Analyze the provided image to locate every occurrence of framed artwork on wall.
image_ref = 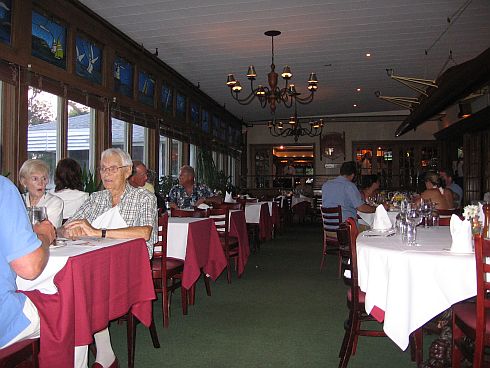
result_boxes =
[32,10,67,69]
[75,34,102,84]
[321,132,345,161]
[113,55,133,97]
[138,70,155,106]
[0,0,12,45]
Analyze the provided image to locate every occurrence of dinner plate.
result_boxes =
[362,229,396,237]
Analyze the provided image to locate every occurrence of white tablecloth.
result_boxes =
[357,227,476,350]
[165,217,208,260]
[244,202,268,224]
[357,210,399,228]
[16,238,132,294]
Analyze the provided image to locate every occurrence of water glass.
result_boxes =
[404,222,417,246]
[27,206,48,226]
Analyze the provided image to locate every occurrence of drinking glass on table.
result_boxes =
[420,200,432,229]
[27,206,48,226]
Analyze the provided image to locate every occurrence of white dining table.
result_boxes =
[356,227,476,350]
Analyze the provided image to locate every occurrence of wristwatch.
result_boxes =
[101,228,107,238]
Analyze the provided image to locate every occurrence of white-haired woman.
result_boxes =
[62,148,157,368]
[19,159,64,228]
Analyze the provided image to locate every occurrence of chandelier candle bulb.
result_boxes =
[247,65,257,79]
[281,65,292,79]
[226,74,237,86]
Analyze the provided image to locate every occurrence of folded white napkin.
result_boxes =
[372,205,392,230]
[197,203,210,210]
[450,214,473,253]
[479,202,485,225]
[224,191,236,203]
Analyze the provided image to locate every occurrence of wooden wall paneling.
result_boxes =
[463,132,482,204]
[482,130,490,195]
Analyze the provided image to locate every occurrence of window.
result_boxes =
[132,124,147,163]
[189,144,197,169]
[67,100,94,171]
[27,87,60,185]
[0,82,3,168]
[111,117,128,151]
[159,134,168,177]
[170,139,182,178]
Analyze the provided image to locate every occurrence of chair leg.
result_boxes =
[337,251,342,278]
[338,313,353,359]
[181,287,188,315]
[410,328,423,366]
[320,239,327,271]
[148,317,160,349]
[126,313,136,368]
[226,260,232,284]
[162,286,170,328]
[339,313,358,368]
[452,319,462,368]
[203,273,212,295]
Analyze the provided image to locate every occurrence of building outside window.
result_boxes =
[159,134,168,178]
[67,100,94,171]
[170,139,182,178]
[27,87,60,186]
[131,124,147,163]
[111,117,128,151]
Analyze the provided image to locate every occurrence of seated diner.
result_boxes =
[62,147,158,368]
[420,171,454,210]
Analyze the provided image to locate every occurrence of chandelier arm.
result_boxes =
[295,92,315,104]
[230,89,260,105]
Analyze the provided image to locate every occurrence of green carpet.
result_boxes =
[107,222,423,367]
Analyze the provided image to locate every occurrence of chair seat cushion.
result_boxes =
[347,287,365,304]
[0,339,37,359]
[453,302,490,338]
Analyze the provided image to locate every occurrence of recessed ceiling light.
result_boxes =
[279,145,284,149]
[366,53,371,57]
[356,88,361,92]
[353,104,358,107]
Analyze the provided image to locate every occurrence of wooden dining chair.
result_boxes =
[151,212,187,328]
[0,338,39,368]
[215,202,241,210]
[208,207,240,283]
[170,207,208,218]
[320,205,342,275]
[452,235,490,367]
[170,207,212,302]
[338,217,423,368]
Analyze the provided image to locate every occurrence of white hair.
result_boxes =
[19,159,50,179]
[101,148,132,166]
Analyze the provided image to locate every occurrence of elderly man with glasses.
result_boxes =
[61,148,157,368]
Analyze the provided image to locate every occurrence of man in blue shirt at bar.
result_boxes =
[322,161,376,222]
[0,176,55,349]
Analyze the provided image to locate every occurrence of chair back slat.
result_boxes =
[171,207,208,218]
[215,202,241,210]
[321,206,342,231]
[208,207,230,246]
[153,212,169,258]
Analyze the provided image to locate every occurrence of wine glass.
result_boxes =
[420,200,432,229]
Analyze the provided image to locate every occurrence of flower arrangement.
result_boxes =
[463,205,479,220]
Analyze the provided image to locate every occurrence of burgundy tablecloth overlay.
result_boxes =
[21,239,155,368]
[181,219,227,289]
[259,203,273,241]
[229,210,250,276]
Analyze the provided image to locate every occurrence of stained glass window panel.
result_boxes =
[161,83,173,113]
[176,93,186,119]
[113,56,133,97]
[0,0,12,44]
[190,102,199,126]
[201,110,209,133]
[32,10,67,69]
[138,70,155,106]
[75,35,102,84]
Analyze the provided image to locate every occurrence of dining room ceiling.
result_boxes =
[79,0,490,125]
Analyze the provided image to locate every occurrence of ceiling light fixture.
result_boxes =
[226,30,318,114]
[267,101,323,142]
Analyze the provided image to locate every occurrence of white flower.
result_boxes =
[463,205,479,220]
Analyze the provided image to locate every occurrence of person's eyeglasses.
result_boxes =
[99,165,128,174]
[29,175,48,183]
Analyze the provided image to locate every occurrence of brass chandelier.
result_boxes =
[267,101,324,142]
[226,30,318,114]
